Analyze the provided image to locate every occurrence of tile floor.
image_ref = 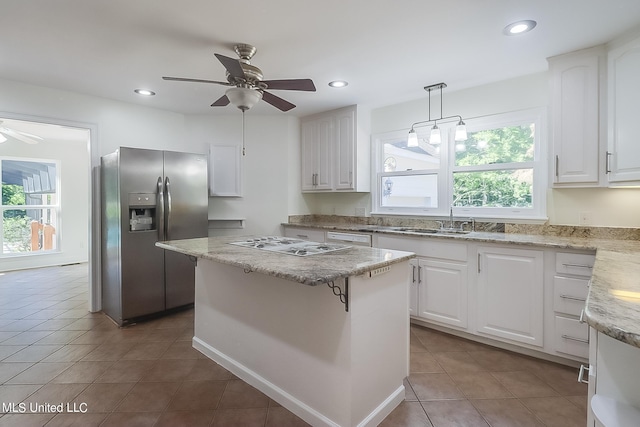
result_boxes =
[0,264,587,426]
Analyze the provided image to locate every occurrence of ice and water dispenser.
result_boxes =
[128,193,156,231]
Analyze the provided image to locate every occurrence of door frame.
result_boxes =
[0,111,100,311]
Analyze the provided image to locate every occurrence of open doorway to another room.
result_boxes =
[0,116,93,308]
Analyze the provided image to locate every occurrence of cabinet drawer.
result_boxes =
[375,235,467,261]
[555,252,595,276]
[553,276,589,316]
[554,316,589,359]
[282,227,325,242]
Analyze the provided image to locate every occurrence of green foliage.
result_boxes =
[453,125,534,208]
[2,184,27,219]
[2,216,31,252]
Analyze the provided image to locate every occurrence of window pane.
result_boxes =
[381,174,438,208]
[453,169,533,208]
[1,160,57,200]
[383,139,440,172]
[2,209,58,254]
[455,124,535,166]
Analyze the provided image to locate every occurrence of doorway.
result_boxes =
[0,113,97,311]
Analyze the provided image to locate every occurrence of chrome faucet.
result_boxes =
[449,206,454,229]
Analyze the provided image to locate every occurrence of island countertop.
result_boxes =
[156,236,415,286]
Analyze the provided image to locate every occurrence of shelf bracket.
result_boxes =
[326,278,349,312]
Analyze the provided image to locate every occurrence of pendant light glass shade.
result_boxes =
[430,124,441,144]
[455,119,467,141]
[407,128,419,147]
[226,87,263,111]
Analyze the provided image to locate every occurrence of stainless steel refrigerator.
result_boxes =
[101,147,208,326]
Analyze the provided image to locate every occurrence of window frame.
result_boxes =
[371,108,548,221]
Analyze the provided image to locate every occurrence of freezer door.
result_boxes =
[163,150,208,309]
[118,148,166,320]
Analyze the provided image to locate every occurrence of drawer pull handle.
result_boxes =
[559,294,586,302]
[563,334,589,344]
[296,234,309,239]
[579,309,586,324]
[562,263,593,269]
[578,364,590,384]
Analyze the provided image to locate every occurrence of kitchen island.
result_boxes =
[157,236,415,427]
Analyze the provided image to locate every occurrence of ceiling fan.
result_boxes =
[0,121,43,144]
[163,43,316,112]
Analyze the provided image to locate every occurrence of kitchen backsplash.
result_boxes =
[288,215,640,241]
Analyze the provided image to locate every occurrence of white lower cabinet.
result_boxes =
[417,258,468,329]
[477,246,544,347]
[374,233,597,363]
[551,251,594,360]
[376,235,468,330]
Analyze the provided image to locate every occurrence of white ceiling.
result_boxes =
[2,0,640,120]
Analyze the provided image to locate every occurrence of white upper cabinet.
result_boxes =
[607,35,640,184]
[549,46,605,186]
[300,105,370,193]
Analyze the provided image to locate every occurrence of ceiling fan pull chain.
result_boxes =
[242,110,246,156]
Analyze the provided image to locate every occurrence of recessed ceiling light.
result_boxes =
[503,20,537,36]
[134,89,156,96]
[328,80,348,88]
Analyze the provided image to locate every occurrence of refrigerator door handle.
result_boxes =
[157,176,165,241]
[165,176,172,240]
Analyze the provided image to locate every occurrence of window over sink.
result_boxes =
[372,108,547,220]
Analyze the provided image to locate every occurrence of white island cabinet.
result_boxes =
[157,236,414,427]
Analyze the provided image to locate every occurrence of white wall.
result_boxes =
[185,114,309,236]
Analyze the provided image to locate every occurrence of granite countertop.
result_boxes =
[156,236,415,286]
[283,222,640,349]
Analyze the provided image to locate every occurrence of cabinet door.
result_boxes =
[549,49,601,185]
[608,38,640,183]
[418,258,468,329]
[409,258,419,316]
[301,121,317,191]
[477,246,544,347]
[301,117,333,191]
[334,108,355,190]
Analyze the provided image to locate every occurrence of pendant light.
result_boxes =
[407,83,467,148]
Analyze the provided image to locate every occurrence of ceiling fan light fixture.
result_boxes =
[226,87,263,111]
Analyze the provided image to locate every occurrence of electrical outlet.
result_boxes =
[355,207,366,216]
[579,211,592,225]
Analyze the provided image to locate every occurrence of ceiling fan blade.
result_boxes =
[211,95,230,107]
[162,76,231,85]
[262,79,316,92]
[1,128,40,144]
[214,54,245,80]
[262,91,296,112]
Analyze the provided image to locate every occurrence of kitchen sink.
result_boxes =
[395,227,471,235]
